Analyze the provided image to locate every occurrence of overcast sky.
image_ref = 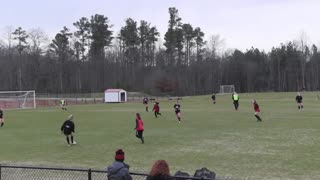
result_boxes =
[1,0,319,51]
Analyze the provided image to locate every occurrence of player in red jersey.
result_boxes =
[152,102,161,118]
[252,99,262,122]
[134,113,144,144]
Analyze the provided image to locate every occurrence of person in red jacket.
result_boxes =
[134,113,144,144]
[152,102,162,118]
[252,99,262,122]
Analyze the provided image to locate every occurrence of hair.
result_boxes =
[136,113,141,120]
[149,160,170,177]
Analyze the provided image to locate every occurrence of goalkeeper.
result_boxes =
[60,99,67,111]
[232,92,239,110]
[61,115,76,146]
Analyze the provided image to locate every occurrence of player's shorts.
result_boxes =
[175,110,181,114]
[297,101,302,103]
[0,115,3,119]
[143,102,148,105]
[63,129,72,135]
[254,109,260,113]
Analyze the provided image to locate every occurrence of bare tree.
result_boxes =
[207,34,225,58]
[2,26,15,54]
[28,28,49,56]
[295,30,310,90]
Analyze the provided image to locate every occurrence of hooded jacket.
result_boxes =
[107,161,132,180]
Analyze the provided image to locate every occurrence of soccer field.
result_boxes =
[1,92,320,179]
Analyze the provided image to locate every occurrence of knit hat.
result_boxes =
[115,149,125,161]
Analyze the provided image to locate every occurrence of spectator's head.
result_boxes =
[149,160,170,177]
[136,113,141,120]
[115,149,125,162]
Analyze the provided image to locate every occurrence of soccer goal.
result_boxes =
[0,90,36,110]
[219,85,235,95]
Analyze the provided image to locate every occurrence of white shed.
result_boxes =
[104,89,127,103]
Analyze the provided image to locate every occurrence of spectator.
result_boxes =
[107,149,132,180]
[0,107,4,127]
[146,160,174,180]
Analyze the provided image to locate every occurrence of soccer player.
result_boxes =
[0,108,4,127]
[143,97,149,112]
[152,102,161,118]
[60,115,76,146]
[134,113,144,144]
[232,92,239,110]
[60,99,67,111]
[173,101,181,123]
[295,92,303,111]
[211,94,216,104]
[252,99,262,122]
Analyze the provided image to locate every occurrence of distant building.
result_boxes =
[104,89,127,103]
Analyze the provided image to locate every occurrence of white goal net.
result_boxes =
[0,91,36,110]
[219,85,235,95]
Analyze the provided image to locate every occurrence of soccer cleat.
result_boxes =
[72,141,77,145]
[67,144,71,146]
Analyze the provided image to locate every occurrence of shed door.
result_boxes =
[120,92,125,102]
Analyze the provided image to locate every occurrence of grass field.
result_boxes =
[1,92,320,179]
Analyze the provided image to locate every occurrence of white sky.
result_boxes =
[0,0,320,51]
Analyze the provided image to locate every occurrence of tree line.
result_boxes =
[0,7,319,95]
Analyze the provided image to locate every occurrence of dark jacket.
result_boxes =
[60,120,75,133]
[107,161,132,180]
[296,95,303,103]
[146,175,174,180]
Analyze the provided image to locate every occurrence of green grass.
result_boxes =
[1,92,320,179]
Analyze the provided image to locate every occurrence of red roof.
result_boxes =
[105,89,125,92]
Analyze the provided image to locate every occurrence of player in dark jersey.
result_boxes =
[211,94,216,104]
[0,108,4,127]
[252,99,262,122]
[60,115,76,146]
[143,97,149,112]
[295,92,303,111]
[173,101,181,123]
[152,102,161,118]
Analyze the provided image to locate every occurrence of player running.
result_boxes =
[0,108,4,127]
[252,99,262,122]
[60,99,67,111]
[295,92,303,111]
[232,92,239,110]
[134,113,144,144]
[152,102,161,118]
[211,93,216,104]
[60,115,76,146]
[173,101,181,123]
[143,97,149,112]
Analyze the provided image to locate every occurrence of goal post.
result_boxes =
[219,85,235,95]
[0,90,36,110]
